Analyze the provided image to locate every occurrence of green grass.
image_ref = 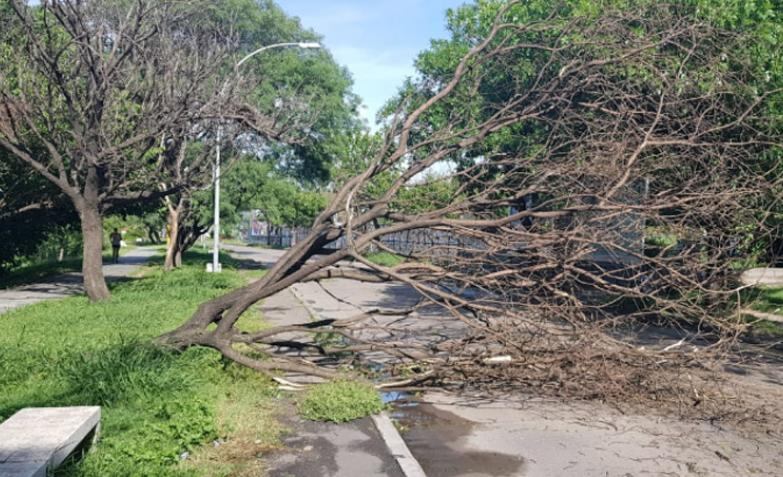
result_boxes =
[145,247,242,268]
[742,287,783,338]
[0,257,83,289]
[298,381,384,423]
[0,257,280,476]
[363,251,405,268]
[645,234,678,248]
[747,287,783,313]
[760,288,783,305]
[0,245,140,289]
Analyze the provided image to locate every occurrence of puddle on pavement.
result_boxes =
[384,392,526,477]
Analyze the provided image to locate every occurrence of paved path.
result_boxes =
[223,245,408,477]
[266,404,404,477]
[0,247,157,314]
[226,243,783,477]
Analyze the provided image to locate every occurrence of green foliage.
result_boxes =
[0,257,83,289]
[103,215,156,247]
[218,158,328,230]
[645,234,679,248]
[0,150,78,272]
[0,257,277,476]
[743,287,783,337]
[209,0,360,185]
[763,288,783,305]
[298,381,384,423]
[363,252,405,268]
[378,0,783,268]
[396,174,459,215]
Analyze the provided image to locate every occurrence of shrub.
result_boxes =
[363,251,404,268]
[299,380,384,423]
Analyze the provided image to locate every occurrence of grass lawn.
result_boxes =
[0,257,84,289]
[0,245,142,289]
[745,287,783,338]
[0,252,281,476]
[363,251,405,268]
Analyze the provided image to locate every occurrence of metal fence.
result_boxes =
[239,215,643,265]
[242,227,311,248]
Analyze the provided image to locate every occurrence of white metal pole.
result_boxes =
[207,41,320,273]
[212,125,222,273]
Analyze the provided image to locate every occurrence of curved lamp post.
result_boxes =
[210,41,321,273]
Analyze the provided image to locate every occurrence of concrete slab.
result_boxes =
[227,243,783,477]
[372,413,427,477]
[393,392,783,477]
[0,406,101,477]
[741,267,783,287]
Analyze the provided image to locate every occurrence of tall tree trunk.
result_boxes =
[79,202,111,301]
[164,204,180,271]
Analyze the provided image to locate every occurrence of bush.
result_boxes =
[299,381,384,423]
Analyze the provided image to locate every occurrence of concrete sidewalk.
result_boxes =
[227,243,783,477]
[223,245,410,477]
[289,276,783,477]
[0,247,157,314]
[390,391,783,477]
[266,404,404,477]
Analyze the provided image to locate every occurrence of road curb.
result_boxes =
[289,280,427,476]
[372,412,427,477]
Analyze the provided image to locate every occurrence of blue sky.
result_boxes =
[278,0,467,126]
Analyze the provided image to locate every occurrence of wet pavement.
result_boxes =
[224,245,408,476]
[387,391,783,477]
[389,398,525,477]
[266,404,404,477]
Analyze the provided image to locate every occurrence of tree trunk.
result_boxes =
[79,203,111,301]
[164,205,180,271]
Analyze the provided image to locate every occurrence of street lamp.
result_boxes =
[209,41,321,273]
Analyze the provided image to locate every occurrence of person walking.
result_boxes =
[110,228,122,264]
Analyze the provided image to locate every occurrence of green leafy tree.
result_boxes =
[0,0,257,300]
[159,0,359,268]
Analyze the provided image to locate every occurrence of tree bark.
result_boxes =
[78,202,111,301]
[164,204,180,271]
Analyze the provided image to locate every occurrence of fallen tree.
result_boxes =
[160,1,782,418]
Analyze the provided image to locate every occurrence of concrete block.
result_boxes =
[0,406,100,477]
[740,267,783,287]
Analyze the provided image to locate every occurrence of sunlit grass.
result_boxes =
[0,255,280,476]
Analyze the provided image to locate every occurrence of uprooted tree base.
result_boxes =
[159,2,783,434]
